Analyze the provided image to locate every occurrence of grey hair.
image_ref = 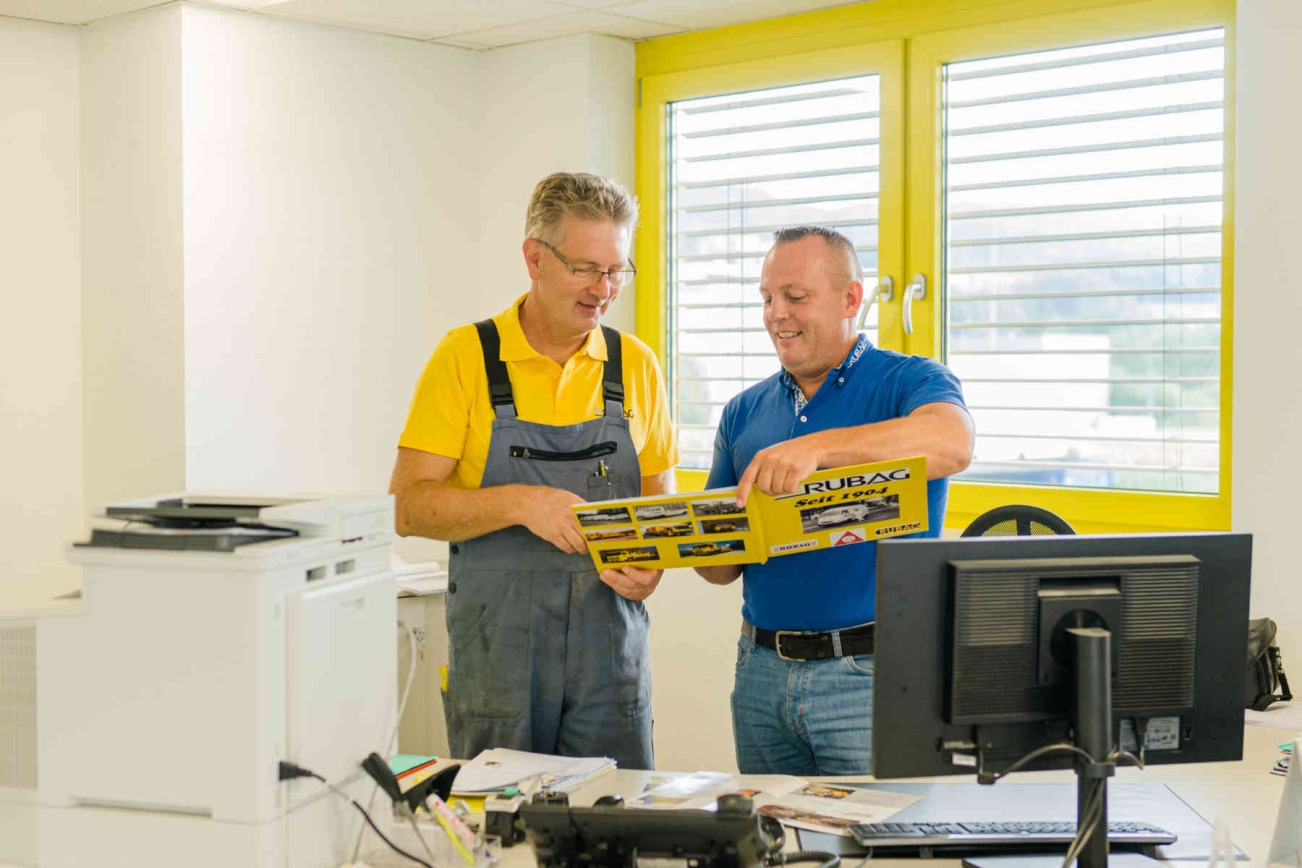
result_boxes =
[772,225,864,283]
[525,172,639,245]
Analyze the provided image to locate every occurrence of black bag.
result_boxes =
[1246,617,1292,711]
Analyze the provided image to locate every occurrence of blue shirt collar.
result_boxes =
[779,333,872,406]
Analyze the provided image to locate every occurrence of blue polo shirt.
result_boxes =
[705,335,967,632]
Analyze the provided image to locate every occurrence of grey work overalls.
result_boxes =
[443,320,654,770]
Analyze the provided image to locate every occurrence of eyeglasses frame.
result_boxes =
[534,238,637,288]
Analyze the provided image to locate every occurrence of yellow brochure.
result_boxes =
[573,456,928,571]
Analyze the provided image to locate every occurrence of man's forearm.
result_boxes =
[695,564,742,585]
[815,411,973,480]
[394,478,529,541]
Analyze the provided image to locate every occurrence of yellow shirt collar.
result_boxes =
[495,293,610,363]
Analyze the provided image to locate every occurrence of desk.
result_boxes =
[0,724,1289,867]
[508,724,1289,868]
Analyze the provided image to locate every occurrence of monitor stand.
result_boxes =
[970,627,1124,868]
[1070,626,1117,868]
[972,627,1124,868]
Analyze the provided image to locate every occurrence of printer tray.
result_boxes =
[78,525,297,552]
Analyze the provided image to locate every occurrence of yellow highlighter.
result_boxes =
[426,792,476,865]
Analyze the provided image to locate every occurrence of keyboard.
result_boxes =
[849,820,1177,851]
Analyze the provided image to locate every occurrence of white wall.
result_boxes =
[80,4,186,512]
[0,17,83,604]
[1232,0,1302,660]
[646,571,744,771]
[587,35,636,209]
[476,33,637,332]
[179,5,481,508]
[586,34,638,336]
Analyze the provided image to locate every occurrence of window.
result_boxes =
[943,29,1226,496]
[636,0,1234,531]
[668,76,883,469]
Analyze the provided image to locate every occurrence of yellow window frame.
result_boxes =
[636,0,1236,533]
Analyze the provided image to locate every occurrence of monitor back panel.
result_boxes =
[872,533,1250,779]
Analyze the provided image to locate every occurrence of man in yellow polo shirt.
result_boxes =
[389,173,677,770]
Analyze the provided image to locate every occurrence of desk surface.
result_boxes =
[0,724,1290,868]
[534,724,1290,868]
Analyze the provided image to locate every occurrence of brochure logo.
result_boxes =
[831,527,867,547]
[773,468,911,500]
[770,539,819,554]
[874,522,922,536]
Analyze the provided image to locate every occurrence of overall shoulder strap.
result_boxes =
[474,320,516,419]
[600,325,625,416]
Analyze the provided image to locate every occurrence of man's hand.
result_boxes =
[518,486,588,554]
[599,565,664,601]
[735,433,826,506]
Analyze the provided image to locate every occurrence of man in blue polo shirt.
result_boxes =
[695,226,974,775]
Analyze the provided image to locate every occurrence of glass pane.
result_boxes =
[670,75,882,469]
[943,28,1226,495]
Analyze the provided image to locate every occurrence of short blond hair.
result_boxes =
[525,172,639,245]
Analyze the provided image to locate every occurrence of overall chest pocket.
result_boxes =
[509,441,623,501]
[508,441,618,461]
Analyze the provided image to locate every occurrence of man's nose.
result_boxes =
[591,274,615,299]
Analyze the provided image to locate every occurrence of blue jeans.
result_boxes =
[731,633,874,775]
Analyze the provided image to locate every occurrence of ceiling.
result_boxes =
[1,0,868,49]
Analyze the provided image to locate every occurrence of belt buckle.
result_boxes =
[774,629,802,662]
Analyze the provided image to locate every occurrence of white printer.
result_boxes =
[5,493,399,867]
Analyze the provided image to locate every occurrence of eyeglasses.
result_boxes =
[535,239,637,289]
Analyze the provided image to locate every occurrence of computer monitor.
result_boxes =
[873,532,1250,780]
[872,532,1250,867]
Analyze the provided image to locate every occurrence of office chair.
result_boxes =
[960,504,1076,537]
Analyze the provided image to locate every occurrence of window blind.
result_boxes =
[943,29,1226,494]
[669,76,882,469]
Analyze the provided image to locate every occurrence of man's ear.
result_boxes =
[524,238,544,280]
[845,279,864,320]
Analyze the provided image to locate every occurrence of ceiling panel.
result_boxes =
[439,8,678,48]
[250,0,574,40]
[615,0,864,30]
[0,0,159,24]
[430,34,497,50]
[549,0,646,9]
[4,0,877,48]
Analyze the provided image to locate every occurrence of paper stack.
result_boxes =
[451,748,615,795]
[391,553,449,596]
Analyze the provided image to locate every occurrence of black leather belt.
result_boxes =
[745,620,875,661]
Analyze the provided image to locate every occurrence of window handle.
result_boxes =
[902,273,927,335]
[856,276,893,330]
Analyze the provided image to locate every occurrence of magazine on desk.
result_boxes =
[629,774,920,835]
[574,456,928,571]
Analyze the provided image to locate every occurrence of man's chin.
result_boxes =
[574,307,602,329]
[773,346,802,368]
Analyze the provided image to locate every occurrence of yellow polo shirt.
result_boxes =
[399,294,678,490]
